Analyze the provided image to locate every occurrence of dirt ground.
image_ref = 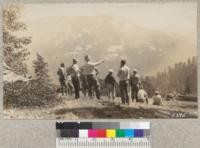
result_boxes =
[4,96,198,119]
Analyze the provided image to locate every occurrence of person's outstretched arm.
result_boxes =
[91,59,104,66]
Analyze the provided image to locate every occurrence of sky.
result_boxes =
[20,2,197,36]
[14,2,197,81]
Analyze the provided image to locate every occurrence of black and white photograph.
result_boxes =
[3,2,198,119]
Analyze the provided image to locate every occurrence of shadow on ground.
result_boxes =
[54,104,198,119]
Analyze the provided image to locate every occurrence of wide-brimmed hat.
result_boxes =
[108,69,114,73]
[133,69,138,72]
[155,91,160,95]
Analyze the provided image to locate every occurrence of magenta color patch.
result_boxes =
[88,129,97,137]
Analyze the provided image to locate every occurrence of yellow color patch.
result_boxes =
[106,129,116,138]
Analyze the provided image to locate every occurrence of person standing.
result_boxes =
[93,67,100,98]
[57,63,67,96]
[105,69,116,100]
[66,73,74,96]
[117,59,130,105]
[70,59,81,99]
[79,73,87,98]
[81,55,104,99]
[130,69,140,102]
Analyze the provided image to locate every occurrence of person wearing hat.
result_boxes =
[105,69,116,100]
[81,55,104,99]
[57,63,67,96]
[117,59,130,105]
[69,59,81,99]
[130,69,140,102]
[137,85,148,104]
[152,91,163,105]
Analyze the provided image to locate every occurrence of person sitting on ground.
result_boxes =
[137,85,148,104]
[105,69,116,100]
[152,91,163,105]
[166,93,175,101]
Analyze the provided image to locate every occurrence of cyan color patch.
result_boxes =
[125,129,134,137]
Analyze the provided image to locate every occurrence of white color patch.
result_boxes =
[79,130,88,138]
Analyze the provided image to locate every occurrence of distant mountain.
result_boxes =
[23,15,196,83]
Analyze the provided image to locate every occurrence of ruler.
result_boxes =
[56,122,151,148]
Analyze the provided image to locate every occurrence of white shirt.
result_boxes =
[60,67,65,74]
[58,67,65,78]
[81,60,103,75]
[130,73,140,85]
[71,64,80,77]
[137,89,148,100]
[153,95,163,104]
[117,65,130,81]
[66,75,72,82]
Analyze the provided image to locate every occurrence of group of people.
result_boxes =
[57,55,163,106]
[57,55,103,99]
[115,59,148,105]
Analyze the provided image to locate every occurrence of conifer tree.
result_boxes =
[32,53,55,100]
[33,53,50,83]
[3,4,31,75]
[185,76,191,95]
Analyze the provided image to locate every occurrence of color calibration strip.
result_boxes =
[56,122,151,148]
[57,129,149,138]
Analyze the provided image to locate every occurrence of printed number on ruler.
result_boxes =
[56,138,151,147]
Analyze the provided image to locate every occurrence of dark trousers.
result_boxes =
[67,82,73,96]
[80,76,88,97]
[59,78,67,96]
[119,80,129,104]
[86,75,100,99]
[131,85,139,101]
[72,76,80,98]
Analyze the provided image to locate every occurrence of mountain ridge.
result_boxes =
[20,15,196,82]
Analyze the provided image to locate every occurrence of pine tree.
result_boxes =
[150,56,197,96]
[3,4,31,75]
[141,76,155,97]
[185,76,191,95]
[33,53,50,83]
[32,53,55,100]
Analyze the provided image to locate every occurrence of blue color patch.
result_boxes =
[134,129,144,137]
[125,129,134,137]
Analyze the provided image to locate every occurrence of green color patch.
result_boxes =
[116,129,125,137]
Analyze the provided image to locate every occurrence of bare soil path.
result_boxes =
[4,96,198,119]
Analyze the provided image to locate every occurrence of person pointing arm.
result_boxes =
[87,58,104,67]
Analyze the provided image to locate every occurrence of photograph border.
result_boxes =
[0,0,200,148]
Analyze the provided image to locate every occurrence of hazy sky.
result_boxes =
[21,2,197,35]
[15,2,197,80]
